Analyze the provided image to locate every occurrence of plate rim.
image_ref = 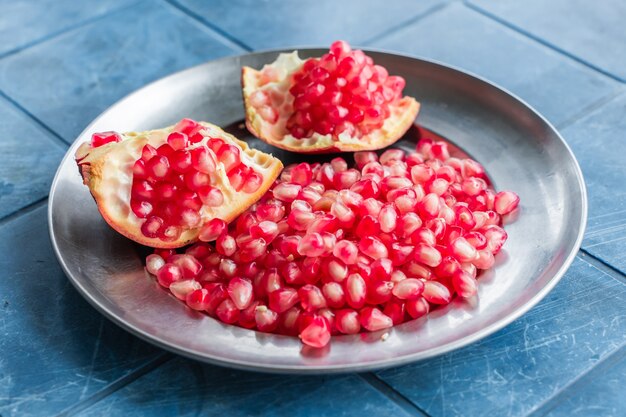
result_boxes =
[48,47,588,374]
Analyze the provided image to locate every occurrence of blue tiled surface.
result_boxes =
[562,94,626,273]
[172,0,448,49]
[0,206,165,417]
[370,3,619,126]
[470,0,626,82]
[76,358,415,417]
[376,256,626,417]
[0,0,625,415]
[0,0,242,143]
[0,0,137,56]
[0,97,66,219]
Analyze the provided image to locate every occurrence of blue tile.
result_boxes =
[0,96,66,218]
[470,0,626,81]
[376,256,626,417]
[370,3,619,126]
[0,0,241,143]
[76,358,413,417]
[0,0,136,56]
[0,206,164,417]
[562,94,626,273]
[542,347,626,417]
[172,0,447,49]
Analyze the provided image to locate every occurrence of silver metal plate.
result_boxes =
[49,49,586,373]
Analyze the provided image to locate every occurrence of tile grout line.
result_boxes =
[0,196,49,227]
[0,90,70,147]
[464,1,626,84]
[0,1,143,62]
[163,0,253,52]
[362,1,454,46]
[555,87,626,130]
[526,345,626,417]
[359,373,431,417]
[578,249,626,284]
[55,353,174,417]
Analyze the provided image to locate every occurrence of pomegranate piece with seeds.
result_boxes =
[242,40,420,153]
[143,135,519,349]
[75,119,283,248]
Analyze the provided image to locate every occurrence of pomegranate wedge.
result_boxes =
[75,119,283,248]
[242,41,420,153]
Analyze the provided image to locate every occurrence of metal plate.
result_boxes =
[48,49,586,373]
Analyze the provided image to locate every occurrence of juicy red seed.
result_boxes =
[359,236,388,260]
[322,282,345,309]
[190,147,216,174]
[269,288,299,313]
[360,307,393,332]
[243,171,263,194]
[216,144,241,173]
[298,233,326,257]
[383,301,405,325]
[335,309,360,334]
[406,297,430,319]
[216,299,240,324]
[141,216,163,238]
[299,284,327,312]
[170,280,202,300]
[199,218,227,242]
[146,156,170,180]
[494,191,520,215]
[141,144,157,161]
[450,237,478,262]
[250,221,279,242]
[170,254,203,278]
[216,233,237,256]
[345,273,366,309]
[197,186,224,207]
[452,270,478,298]
[156,263,182,288]
[91,131,122,147]
[422,281,452,305]
[273,183,302,202]
[131,200,153,218]
[392,278,424,300]
[255,306,279,332]
[186,288,210,310]
[227,277,254,309]
[299,316,331,348]
[167,131,188,150]
[333,240,359,265]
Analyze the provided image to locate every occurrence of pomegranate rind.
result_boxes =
[242,51,420,153]
[75,122,283,248]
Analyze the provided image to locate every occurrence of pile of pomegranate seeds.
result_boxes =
[285,40,406,139]
[117,119,263,242]
[145,138,519,348]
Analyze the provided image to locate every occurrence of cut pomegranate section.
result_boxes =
[242,41,420,153]
[75,119,283,248]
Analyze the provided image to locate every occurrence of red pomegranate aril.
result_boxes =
[453,270,478,298]
[422,281,452,305]
[474,249,495,269]
[450,237,478,262]
[196,186,224,207]
[483,225,508,254]
[383,301,405,325]
[418,193,440,218]
[190,147,216,174]
[299,284,327,312]
[334,309,360,334]
[250,221,279,243]
[197,218,227,242]
[333,240,359,265]
[216,144,241,173]
[298,233,326,257]
[255,305,279,332]
[299,316,331,348]
[167,131,188,151]
[131,200,153,218]
[132,160,148,179]
[355,215,381,237]
[378,204,398,233]
[326,258,349,282]
[170,279,202,301]
[354,151,378,169]
[227,277,253,309]
[269,287,299,313]
[334,169,360,189]
[359,236,388,260]
[345,273,366,309]
[494,191,520,215]
[273,183,302,202]
[91,131,122,147]
[392,278,424,300]
[414,244,442,267]
[170,254,203,278]
[145,254,165,275]
[141,216,164,238]
[146,155,170,181]
[216,299,240,324]
[185,288,211,310]
[322,282,346,308]
[406,297,430,319]
[132,180,156,201]
[156,263,182,288]
[366,280,394,304]
[360,307,393,332]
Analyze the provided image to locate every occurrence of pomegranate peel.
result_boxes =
[75,120,283,248]
[242,47,420,153]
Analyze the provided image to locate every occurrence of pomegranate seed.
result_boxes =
[273,183,302,202]
[156,263,182,288]
[406,297,430,319]
[216,144,241,173]
[216,299,240,324]
[167,131,188,150]
[333,240,359,265]
[360,307,393,331]
[269,287,299,313]
[483,225,508,254]
[422,281,452,305]
[345,273,366,309]
[450,237,478,262]
[131,200,153,218]
[378,204,397,233]
[141,216,163,238]
[250,221,279,242]
[494,191,520,215]
[474,249,495,269]
[190,147,216,174]
[453,270,478,298]
[299,316,331,348]
[199,218,227,242]
[322,282,346,309]
[145,254,165,275]
[255,305,279,332]
[366,280,394,305]
[359,236,388,260]
[170,254,203,278]
[185,288,211,310]
[414,244,442,267]
[392,278,424,300]
[298,233,326,257]
[383,301,405,325]
[299,284,327,312]
[227,277,254,309]
[170,280,202,301]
